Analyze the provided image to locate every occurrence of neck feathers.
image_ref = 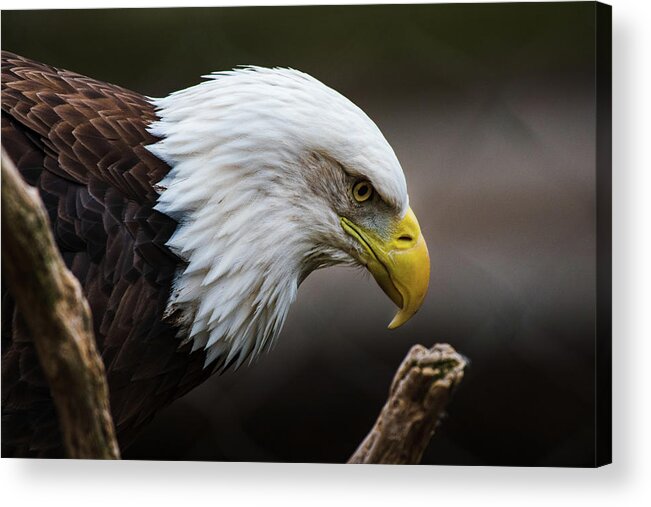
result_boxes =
[147,136,306,368]
[145,71,329,369]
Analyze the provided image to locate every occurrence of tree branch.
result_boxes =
[348,343,467,464]
[1,149,120,459]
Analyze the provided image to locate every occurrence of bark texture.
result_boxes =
[1,149,120,459]
[348,343,467,464]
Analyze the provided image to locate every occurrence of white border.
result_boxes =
[2,0,650,505]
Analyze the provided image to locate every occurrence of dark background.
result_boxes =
[2,2,599,466]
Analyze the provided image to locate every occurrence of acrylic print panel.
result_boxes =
[0,2,611,466]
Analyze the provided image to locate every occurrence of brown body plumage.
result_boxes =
[1,51,211,457]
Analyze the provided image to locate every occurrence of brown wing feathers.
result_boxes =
[1,51,211,457]
[1,52,165,200]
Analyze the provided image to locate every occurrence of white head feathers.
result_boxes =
[146,67,408,369]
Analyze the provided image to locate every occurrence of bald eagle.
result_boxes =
[1,51,429,457]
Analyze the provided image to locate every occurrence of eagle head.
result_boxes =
[147,67,430,368]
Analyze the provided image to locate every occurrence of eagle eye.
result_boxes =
[352,181,373,203]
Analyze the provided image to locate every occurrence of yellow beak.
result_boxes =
[340,207,430,329]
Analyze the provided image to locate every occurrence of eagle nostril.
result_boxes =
[398,234,413,243]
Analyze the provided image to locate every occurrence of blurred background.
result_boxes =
[2,2,598,466]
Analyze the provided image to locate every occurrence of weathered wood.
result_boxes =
[1,149,120,459]
[348,343,466,464]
